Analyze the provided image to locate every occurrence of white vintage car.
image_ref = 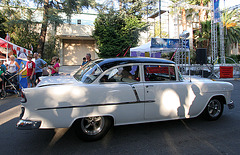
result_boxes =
[17,57,234,141]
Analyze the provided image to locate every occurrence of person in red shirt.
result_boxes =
[20,54,36,88]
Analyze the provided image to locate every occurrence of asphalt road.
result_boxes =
[0,80,240,155]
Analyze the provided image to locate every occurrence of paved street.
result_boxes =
[0,80,240,155]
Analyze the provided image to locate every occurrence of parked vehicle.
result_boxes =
[17,57,234,141]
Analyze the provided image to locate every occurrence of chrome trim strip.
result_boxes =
[38,83,72,87]
[36,100,155,111]
[130,85,140,102]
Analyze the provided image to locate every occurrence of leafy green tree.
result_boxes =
[0,12,6,38]
[193,20,211,50]
[193,8,240,58]
[92,0,157,58]
[188,0,211,47]
[118,0,158,18]
[171,0,211,47]
[222,8,240,55]
[1,0,96,58]
[31,0,93,57]
[153,21,168,38]
[93,9,148,58]
[0,2,40,52]
[95,0,158,16]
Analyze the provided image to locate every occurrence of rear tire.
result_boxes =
[202,98,224,121]
[74,116,112,141]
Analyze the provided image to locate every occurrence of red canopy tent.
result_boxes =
[0,37,32,61]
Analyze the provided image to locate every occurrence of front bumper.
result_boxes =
[227,100,234,109]
[16,120,41,130]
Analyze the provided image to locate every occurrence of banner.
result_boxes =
[220,66,233,78]
[15,59,28,88]
[151,38,189,49]
[0,37,32,59]
[130,51,161,58]
[214,0,221,23]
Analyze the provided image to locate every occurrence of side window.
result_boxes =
[144,65,176,81]
[100,65,140,83]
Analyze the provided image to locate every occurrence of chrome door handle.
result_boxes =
[146,85,154,88]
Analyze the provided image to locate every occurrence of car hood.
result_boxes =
[37,76,78,87]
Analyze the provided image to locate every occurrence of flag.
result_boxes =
[31,45,33,51]
[214,0,220,23]
[5,33,10,42]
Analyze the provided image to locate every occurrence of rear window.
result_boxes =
[144,65,176,81]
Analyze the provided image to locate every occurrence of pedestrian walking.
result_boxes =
[33,53,47,84]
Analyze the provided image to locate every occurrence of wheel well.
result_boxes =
[211,95,226,105]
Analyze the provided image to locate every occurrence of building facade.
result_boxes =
[56,24,97,66]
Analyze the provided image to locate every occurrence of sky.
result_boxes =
[25,0,240,11]
[24,0,240,24]
[219,0,240,10]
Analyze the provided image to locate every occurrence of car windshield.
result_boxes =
[73,61,103,83]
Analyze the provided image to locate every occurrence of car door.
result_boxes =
[143,64,194,121]
[97,64,145,125]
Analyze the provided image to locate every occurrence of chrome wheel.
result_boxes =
[202,97,224,121]
[207,99,222,118]
[80,116,105,136]
[75,116,112,141]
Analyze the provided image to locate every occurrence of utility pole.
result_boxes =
[159,0,161,38]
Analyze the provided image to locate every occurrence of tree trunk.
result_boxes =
[182,8,187,31]
[198,0,204,48]
[119,0,122,9]
[37,0,49,58]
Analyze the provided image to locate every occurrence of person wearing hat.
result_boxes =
[20,54,36,88]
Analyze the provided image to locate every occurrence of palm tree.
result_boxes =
[188,0,211,47]
[222,8,240,55]
[170,0,187,31]
[170,0,211,46]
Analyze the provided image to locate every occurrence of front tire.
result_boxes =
[202,98,224,121]
[74,116,112,141]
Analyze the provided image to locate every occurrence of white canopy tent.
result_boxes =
[130,41,162,58]
[130,40,181,58]
[0,37,32,62]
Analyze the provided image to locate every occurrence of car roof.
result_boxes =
[95,57,175,71]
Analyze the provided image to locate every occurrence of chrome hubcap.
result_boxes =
[81,116,104,135]
[208,99,221,117]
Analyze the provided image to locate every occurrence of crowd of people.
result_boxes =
[0,54,60,89]
[0,52,92,90]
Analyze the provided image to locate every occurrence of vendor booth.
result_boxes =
[0,37,32,89]
[130,41,162,58]
[0,37,32,60]
[130,38,190,60]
